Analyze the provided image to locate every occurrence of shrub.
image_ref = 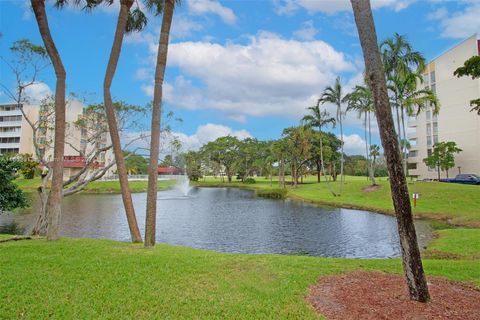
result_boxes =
[244,177,256,184]
[256,188,288,199]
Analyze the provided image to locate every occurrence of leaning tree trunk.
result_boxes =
[401,106,408,176]
[104,0,142,243]
[351,0,430,303]
[31,0,66,241]
[145,0,175,247]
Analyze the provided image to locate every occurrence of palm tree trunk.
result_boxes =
[103,0,142,243]
[338,105,344,195]
[319,127,336,196]
[368,111,376,185]
[364,111,369,180]
[31,0,65,241]
[401,105,408,176]
[351,0,430,303]
[145,0,175,247]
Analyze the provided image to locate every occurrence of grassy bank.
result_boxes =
[0,233,478,319]
[15,178,176,194]
[193,175,480,227]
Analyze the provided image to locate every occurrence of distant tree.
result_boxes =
[19,154,39,179]
[320,77,348,195]
[201,136,241,183]
[302,100,336,196]
[454,56,480,114]
[282,126,311,187]
[345,84,375,183]
[369,144,380,183]
[184,151,203,181]
[0,156,27,212]
[423,141,462,180]
[351,0,430,302]
[124,151,148,174]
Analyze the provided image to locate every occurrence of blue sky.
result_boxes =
[1,0,480,155]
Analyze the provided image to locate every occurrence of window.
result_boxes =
[431,84,436,94]
[427,123,432,135]
[433,122,438,134]
[426,110,431,121]
[0,115,21,122]
[422,73,429,84]
[427,136,432,147]
[433,135,439,144]
[430,71,436,83]
[409,150,418,157]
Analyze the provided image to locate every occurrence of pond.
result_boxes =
[0,187,432,258]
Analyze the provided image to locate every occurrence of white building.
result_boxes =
[408,35,480,179]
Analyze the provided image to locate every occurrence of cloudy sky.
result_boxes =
[1,0,479,155]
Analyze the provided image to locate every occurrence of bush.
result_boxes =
[256,188,288,199]
[0,156,28,211]
[244,177,256,184]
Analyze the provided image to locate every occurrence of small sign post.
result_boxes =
[412,192,419,208]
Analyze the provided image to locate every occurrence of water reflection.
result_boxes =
[1,187,431,258]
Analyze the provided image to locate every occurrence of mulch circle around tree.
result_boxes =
[306,271,480,320]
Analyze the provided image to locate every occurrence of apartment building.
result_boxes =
[0,101,115,179]
[408,34,480,179]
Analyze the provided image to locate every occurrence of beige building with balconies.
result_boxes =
[408,34,480,179]
[0,101,115,179]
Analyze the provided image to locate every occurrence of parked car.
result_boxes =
[439,174,480,185]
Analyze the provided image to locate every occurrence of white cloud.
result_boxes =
[293,20,318,40]
[122,123,252,154]
[171,15,204,39]
[429,3,480,39]
[341,134,368,155]
[161,32,354,119]
[24,82,52,104]
[273,0,417,15]
[187,0,237,25]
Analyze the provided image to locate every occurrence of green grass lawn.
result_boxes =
[193,175,480,227]
[15,178,176,194]
[0,236,478,319]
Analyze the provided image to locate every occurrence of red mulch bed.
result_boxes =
[306,271,480,320]
[361,185,381,193]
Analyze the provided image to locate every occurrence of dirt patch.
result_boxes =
[306,271,480,320]
[361,184,381,193]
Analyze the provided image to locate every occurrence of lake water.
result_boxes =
[0,187,431,258]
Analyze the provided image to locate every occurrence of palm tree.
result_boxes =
[30,0,66,240]
[145,0,177,247]
[369,144,380,181]
[103,0,148,243]
[381,33,429,176]
[320,77,347,195]
[302,100,337,196]
[351,0,430,302]
[388,70,439,175]
[345,85,375,184]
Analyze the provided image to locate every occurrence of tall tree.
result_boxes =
[145,0,177,247]
[351,0,430,302]
[454,56,480,114]
[345,85,376,184]
[302,101,337,195]
[423,141,462,180]
[103,0,146,243]
[31,0,66,240]
[320,77,347,195]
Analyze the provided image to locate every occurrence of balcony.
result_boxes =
[407,132,417,140]
[0,110,22,117]
[0,142,20,149]
[0,121,22,127]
